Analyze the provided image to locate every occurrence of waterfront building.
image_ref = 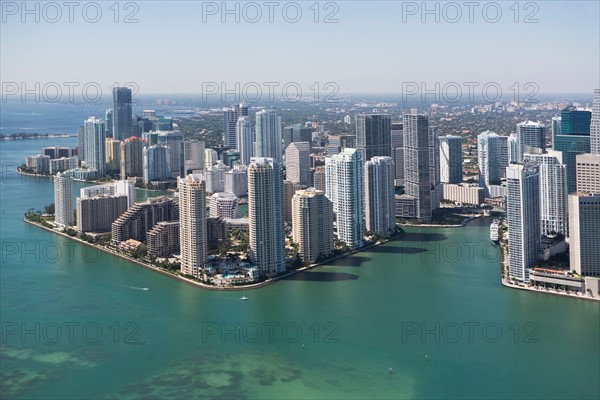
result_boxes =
[50,156,78,175]
[364,156,396,237]
[356,114,392,161]
[112,87,133,140]
[76,195,129,233]
[291,188,334,263]
[325,148,364,248]
[156,130,185,178]
[568,193,600,277]
[441,184,484,207]
[178,174,208,278]
[403,114,431,221]
[111,196,179,243]
[204,161,231,194]
[209,192,239,219]
[438,135,463,184]
[391,122,404,186]
[248,157,286,276]
[25,154,50,174]
[224,164,248,197]
[516,121,546,162]
[478,130,508,196]
[83,116,106,175]
[143,145,171,184]
[105,138,121,175]
[147,221,180,257]
[54,172,74,227]
[120,136,145,179]
[80,180,135,208]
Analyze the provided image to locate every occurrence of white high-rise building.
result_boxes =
[80,180,135,208]
[364,156,396,237]
[83,116,106,176]
[506,163,541,283]
[285,141,311,187]
[325,148,364,248]
[255,109,282,164]
[54,172,74,227]
[478,131,508,196]
[184,140,205,172]
[178,174,207,278]
[438,135,463,184]
[248,157,285,276]
[568,193,600,277]
[516,121,546,162]
[524,150,568,236]
[143,144,171,184]
[291,188,334,263]
[403,114,431,221]
[224,164,248,197]
[236,116,254,165]
[507,133,519,164]
[205,148,218,169]
[223,103,248,148]
[590,89,600,154]
[209,192,239,219]
[204,161,231,193]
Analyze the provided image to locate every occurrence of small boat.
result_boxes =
[240,290,248,300]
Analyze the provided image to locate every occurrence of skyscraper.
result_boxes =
[551,116,562,140]
[478,130,508,196]
[325,148,364,248]
[590,89,600,154]
[355,114,392,162]
[568,193,600,277]
[223,103,248,148]
[178,174,208,278]
[364,156,396,237]
[112,87,133,141]
[236,116,253,165]
[553,134,591,193]
[83,116,106,176]
[507,133,519,164]
[403,114,431,222]
[184,140,205,173]
[516,121,546,162]
[438,135,463,184]
[143,145,171,184]
[209,192,239,219]
[54,172,74,227]
[105,109,113,138]
[285,141,311,187]
[524,150,568,236]
[575,153,600,193]
[157,130,185,178]
[255,109,282,164]
[248,157,285,276]
[560,106,591,135]
[105,138,121,175]
[506,163,541,283]
[120,136,145,179]
[391,122,404,186]
[283,123,313,152]
[292,188,334,263]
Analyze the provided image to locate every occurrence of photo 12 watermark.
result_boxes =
[1,81,139,104]
[400,321,540,344]
[201,1,340,24]
[1,1,140,23]
[201,81,339,103]
[400,2,540,24]
[201,321,340,344]
[1,321,140,344]
[401,81,539,104]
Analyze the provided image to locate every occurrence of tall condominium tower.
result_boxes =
[516,121,546,162]
[248,157,285,276]
[178,174,208,278]
[477,130,508,196]
[120,136,145,179]
[223,103,248,149]
[364,156,396,237]
[391,122,404,186]
[325,148,364,248]
[438,135,463,184]
[355,114,392,161]
[292,188,334,263]
[403,114,431,222]
[506,163,541,283]
[112,87,133,140]
[568,193,600,277]
[105,138,121,175]
[157,130,185,178]
[255,109,282,164]
[285,141,311,187]
[105,109,113,138]
[236,116,253,165]
[83,116,106,176]
[54,172,74,227]
[184,140,205,173]
[524,150,568,236]
[590,89,600,154]
[143,145,171,184]
[507,133,519,164]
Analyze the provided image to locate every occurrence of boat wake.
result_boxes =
[128,286,150,291]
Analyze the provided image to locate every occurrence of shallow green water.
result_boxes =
[1,138,599,399]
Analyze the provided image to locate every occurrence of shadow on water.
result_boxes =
[330,256,372,267]
[283,271,359,282]
[398,232,447,242]
[367,246,427,255]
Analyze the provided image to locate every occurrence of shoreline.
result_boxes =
[399,214,483,228]
[498,242,599,302]
[24,218,395,291]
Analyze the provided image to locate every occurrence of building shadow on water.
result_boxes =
[367,245,427,255]
[330,256,372,267]
[283,271,359,282]
[398,232,447,242]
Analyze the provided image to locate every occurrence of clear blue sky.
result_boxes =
[1,1,599,95]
